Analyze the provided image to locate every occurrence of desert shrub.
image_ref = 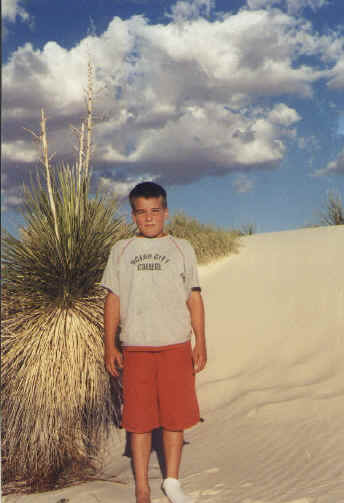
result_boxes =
[166,212,239,264]
[238,223,256,236]
[320,191,344,226]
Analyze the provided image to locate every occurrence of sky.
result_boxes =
[2,0,344,235]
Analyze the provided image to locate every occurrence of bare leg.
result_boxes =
[163,429,184,479]
[131,432,152,503]
[162,430,193,502]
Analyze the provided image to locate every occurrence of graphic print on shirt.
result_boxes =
[129,249,187,284]
[130,253,170,271]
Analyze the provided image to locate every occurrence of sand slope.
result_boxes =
[4,225,344,503]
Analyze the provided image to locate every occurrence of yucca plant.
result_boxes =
[1,163,133,492]
[1,161,133,491]
[2,63,134,491]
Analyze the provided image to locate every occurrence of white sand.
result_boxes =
[4,225,344,503]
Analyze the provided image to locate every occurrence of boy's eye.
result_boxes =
[136,209,161,214]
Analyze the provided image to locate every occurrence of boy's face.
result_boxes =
[132,196,169,238]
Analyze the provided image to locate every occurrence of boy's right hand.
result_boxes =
[104,347,123,377]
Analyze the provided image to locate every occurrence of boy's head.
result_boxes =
[129,182,169,238]
[129,182,167,211]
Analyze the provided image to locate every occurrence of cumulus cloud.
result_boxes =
[327,57,344,89]
[98,175,152,200]
[314,149,344,176]
[268,103,301,126]
[2,1,344,206]
[232,174,255,193]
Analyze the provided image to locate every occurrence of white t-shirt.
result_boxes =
[101,234,201,348]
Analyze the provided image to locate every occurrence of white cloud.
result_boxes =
[3,0,30,23]
[3,0,32,39]
[247,0,329,14]
[3,0,33,40]
[314,149,344,176]
[285,0,329,15]
[247,0,280,9]
[98,176,152,199]
[298,135,320,150]
[128,102,292,183]
[2,141,38,163]
[3,2,343,195]
[232,174,255,193]
[327,57,344,89]
[166,0,215,23]
[268,103,301,126]
[1,173,24,211]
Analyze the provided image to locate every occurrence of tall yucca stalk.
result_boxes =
[2,163,132,491]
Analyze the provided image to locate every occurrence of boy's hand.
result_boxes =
[192,341,207,373]
[105,347,123,377]
[187,290,206,372]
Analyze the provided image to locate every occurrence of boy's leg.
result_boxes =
[122,351,161,502]
[163,429,184,479]
[162,429,193,503]
[159,344,198,502]
[131,431,152,503]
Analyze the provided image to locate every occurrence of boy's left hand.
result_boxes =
[192,341,207,373]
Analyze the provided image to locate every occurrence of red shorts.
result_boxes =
[121,341,200,433]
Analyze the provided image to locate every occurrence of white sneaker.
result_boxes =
[162,478,193,503]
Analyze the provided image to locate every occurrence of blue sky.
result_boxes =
[2,0,344,235]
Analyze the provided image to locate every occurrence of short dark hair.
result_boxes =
[129,181,167,211]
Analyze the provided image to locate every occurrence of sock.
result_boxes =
[162,478,193,503]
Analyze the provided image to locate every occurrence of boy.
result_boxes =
[101,182,207,503]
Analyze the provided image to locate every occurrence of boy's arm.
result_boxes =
[104,291,123,377]
[186,290,207,373]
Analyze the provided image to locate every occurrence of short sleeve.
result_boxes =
[184,240,201,297]
[101,243,120,295]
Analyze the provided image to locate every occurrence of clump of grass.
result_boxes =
[320,191,344,226]
[1,164,132,492]
[166,212,239,264]
[238,223,256,236]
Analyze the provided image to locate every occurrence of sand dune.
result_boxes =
[4,225,344,503]
[197,226,344,417]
